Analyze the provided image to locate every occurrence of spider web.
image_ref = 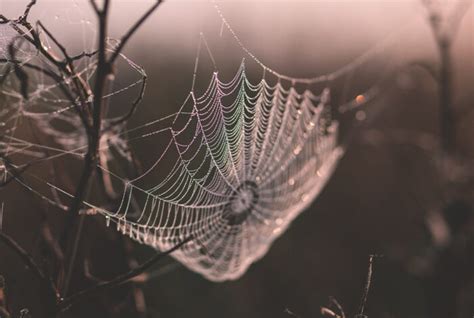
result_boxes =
[0,16,144,188]
[0,1,410,281]
[96,62,343,281]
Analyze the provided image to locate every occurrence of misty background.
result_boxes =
[0,1,473,318]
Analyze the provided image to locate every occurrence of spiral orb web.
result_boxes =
[99,62,343,281]
[0,1,409,282]
[0,19,341,281]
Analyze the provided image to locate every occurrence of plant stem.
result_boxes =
[60,0,111,297]
[58,236,193,314]
[356,255,378,318]
[0,231,58,315]
[438,38,454,154]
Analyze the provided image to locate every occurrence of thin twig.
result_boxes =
[1,0,161,311]
[110,75,147,127]
[58,236,193,313]
[89,0,101,14]
[321,297,346,318]
[60,0,111,296]
[123,236,147,318]
[329,297,346,318]
[0,156,31,188]
[0,56,91,133]
[0,231,58,304]
[109,0,163,63]
[36,21,70,64]
[70,50,99,62]
[8,40,29,100]
[60,214,86,296]
[17,0,37,23]
[357,255,381,317]
[34,20,93,128]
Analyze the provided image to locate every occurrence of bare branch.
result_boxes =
[330,297,346,318]
[110,75,147,127]
[109,0,163,63]
[1,0,163,309]
[357,255,382,317]
[60,0,112,296]
[8,40,29,100]
[70,50,99,62]
[0,156,31,189]
[0,15,9,24]
[89,0,101,14]
[36,21,70,64]
[0,57,92,134]
[58,236,193,313]
[17,0,37,23]
[0,231,58,304]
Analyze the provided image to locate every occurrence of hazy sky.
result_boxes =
[0,0,472,80]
